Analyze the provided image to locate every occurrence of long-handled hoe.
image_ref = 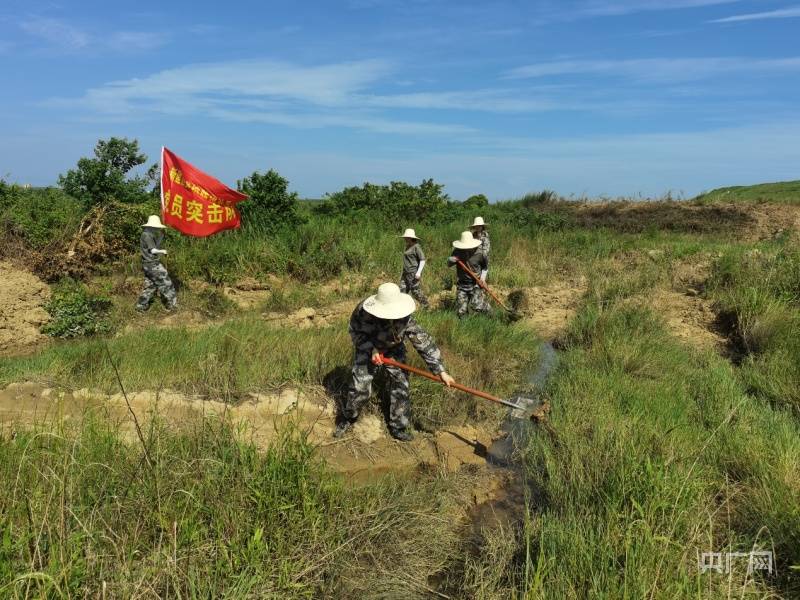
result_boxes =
[374,354,538,420]
[455,259,520,318]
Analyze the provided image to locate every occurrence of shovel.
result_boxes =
[374,354,536,419]
[455,259,515,314]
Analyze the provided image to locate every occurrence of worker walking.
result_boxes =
[335,283,454,441]
[448,231,489,318]
[398,228,429,308]
[135,215,177,312]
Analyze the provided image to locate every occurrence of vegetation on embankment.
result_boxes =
[695,180,800,205]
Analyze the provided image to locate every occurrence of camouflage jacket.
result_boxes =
[140,228,165,266]
[447,248,488,288]
[476,230,491,257]
[348,302,446,374]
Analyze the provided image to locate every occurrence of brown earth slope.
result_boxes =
[0,261,50,355]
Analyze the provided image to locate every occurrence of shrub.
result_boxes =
[463,193,489,209]
[0,182,84,249]
[41,279,112,338]
[318,179,449,223]
[237,169,302,231]
[521,190,559,206]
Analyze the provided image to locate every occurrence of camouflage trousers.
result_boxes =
[399,274,429,308]
[456,285,489,318]
[136,263,177,311]
[343,345,411,435]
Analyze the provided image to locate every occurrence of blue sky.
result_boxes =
[1,0,799,199]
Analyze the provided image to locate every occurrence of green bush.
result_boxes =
[317,179,449,223]
[0,182,84,248]
[462,193,489,209]
[41,279,112,338]
[237,169,302,231]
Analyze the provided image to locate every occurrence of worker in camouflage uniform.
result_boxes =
[135,215,177,312]
[447,231,490,318]
[335,283,455,441]
[398,228,429,308]
[469,216,490,271]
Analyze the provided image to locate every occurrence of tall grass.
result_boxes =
[0,414,480,598]
[517,300,800,597]
[709,244,800,412]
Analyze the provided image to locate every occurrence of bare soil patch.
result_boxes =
[517,278,587,339]
[0,262,50,356]
[650,289,726,351]
[261,301,353,329]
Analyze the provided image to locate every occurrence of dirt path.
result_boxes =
[0,382,501,483]
[0,261,51,356]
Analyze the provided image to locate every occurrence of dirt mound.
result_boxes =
[739,203,800,241]
[221,277,275,310]
[0,262,50,355]
[557,199,800,241]
[262,301,353,329]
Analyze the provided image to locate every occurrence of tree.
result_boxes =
[59,137,155,206]
[463,193,489,209]
[237,169,301,230]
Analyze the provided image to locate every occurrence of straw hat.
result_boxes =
[142,215,166,229]
[470,216,487,228]
[363,283,417,320]
[452,231,481,250]
[400,228,419,239]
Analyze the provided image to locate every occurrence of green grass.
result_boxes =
[694,180,800,205]
[518,300,800,598]
[0,415,481,598]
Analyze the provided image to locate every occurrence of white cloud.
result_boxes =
[20,17,89,49]
[49,58,478,135]
[17,15,168,53]
[711,6,800,23]
[506,57,800,83]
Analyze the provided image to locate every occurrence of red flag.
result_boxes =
[160,147,248,237]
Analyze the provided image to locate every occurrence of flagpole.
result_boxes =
[159,146,165,217]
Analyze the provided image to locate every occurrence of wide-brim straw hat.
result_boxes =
[400,228,419,239]
[452,231,481,250]
[142,215,166,229]
[363,283,417,320]
[470,216,487,228]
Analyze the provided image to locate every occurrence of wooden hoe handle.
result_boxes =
[375,354,523,411]
[455,259,512,312]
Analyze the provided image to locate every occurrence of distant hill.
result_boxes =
[694,180,800,205]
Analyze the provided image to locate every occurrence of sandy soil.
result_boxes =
[649,289,727,351]
[517,279,588,339]
[0,261,50,356]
